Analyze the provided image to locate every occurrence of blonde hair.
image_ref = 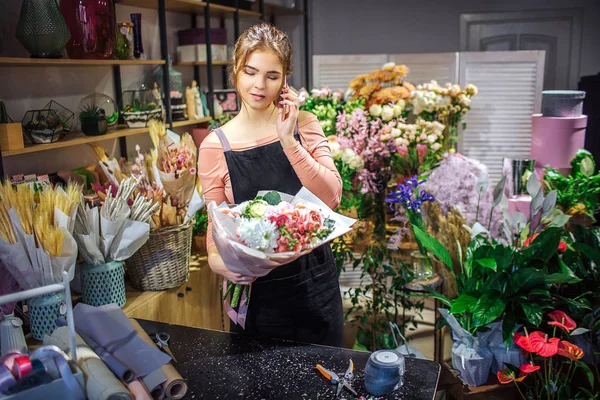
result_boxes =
[229,23,292,104]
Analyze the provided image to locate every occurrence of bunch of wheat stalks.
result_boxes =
[0,180,80,256]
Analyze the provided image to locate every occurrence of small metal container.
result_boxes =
[542,90,586,117]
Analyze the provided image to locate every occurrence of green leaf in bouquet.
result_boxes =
[545,208,571,228]
[531,189,544,216]
[577,362,595,388]
[573,242,600,265]
[262,191,282,206]
[450,294,477,314]
[472,291,505,327]
[412,224,454,271]
[521,302,543,326]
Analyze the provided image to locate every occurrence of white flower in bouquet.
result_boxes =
[380,133,391,141]
[419,132,428,141]
[450,84,461,97]
[241,199,269,219]
[238,218,280,252]
[427,134,438,144]
[298,89,309,104]
[391,128,401,138]
[369,104,382,117]
[432,143,441,151]
[381,105,394,121]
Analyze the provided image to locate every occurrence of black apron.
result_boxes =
[214,126,344,347]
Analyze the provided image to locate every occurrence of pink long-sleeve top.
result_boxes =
[198,113,342,249]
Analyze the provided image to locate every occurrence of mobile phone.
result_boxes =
[278,76,288,115]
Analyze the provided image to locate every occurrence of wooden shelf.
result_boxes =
[256,3,305,16]
[120,0,261,17]
[2,117,211,157]
[0,57,165,67]
[175,60,230,66]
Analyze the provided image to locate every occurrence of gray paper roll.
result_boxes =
[44,327,133,400]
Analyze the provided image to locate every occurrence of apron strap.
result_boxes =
[214,128,232,152]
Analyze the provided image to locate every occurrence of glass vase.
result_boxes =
[16,0,71,58]
[410,250,434,280]
[130,13,144,59]
[60,0,116,59]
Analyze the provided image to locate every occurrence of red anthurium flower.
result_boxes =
[522,233,539,247]
[520,362,541,374]
[557,340,584,361]
[547,310,577,332]
[529,331,560,357]
[514,332,535,353]
[497,369,527,384]
[558,241,567,253]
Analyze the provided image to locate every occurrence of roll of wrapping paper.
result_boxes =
[56,317,135,383]
[44,327,133,400]
[125,378,153,400]
[129,320,188,400]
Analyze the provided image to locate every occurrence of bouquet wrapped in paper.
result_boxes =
[0,181,80,288]
[74,177,159,266]
[208,187,356,327]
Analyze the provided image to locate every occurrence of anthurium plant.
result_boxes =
[498,310,596,400]
[407,173,583,349]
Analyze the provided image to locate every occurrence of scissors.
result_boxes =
[316,359,357,397]
[150,332,177,363]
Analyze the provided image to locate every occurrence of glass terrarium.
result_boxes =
[21,109,64,144]
[43,100,75,133]
[78,93,119,136]
[153,58,186,121]
[122,89,162,128]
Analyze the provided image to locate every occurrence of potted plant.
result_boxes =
[399,173,581,386]
[79,104,108,136]
[78,93,119,136]
[192,209,208,256]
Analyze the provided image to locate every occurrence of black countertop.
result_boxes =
[136,319,440,400]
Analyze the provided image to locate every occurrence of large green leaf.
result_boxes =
[521,303,543,326]
[573,242,600,265]
[412,225,453,270]
[476,257,497,271]
[509,268,545,295]
[502,313,517,350]
[577,362,595,387]
[450,294,478,314]
[472,292,505,328]
[544,272,582,285]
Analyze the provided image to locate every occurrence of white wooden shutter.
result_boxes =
[457,50,545,182]
[389,52,459,86]
[312,54,389,90]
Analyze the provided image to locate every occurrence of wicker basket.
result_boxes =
[126,221,193,291]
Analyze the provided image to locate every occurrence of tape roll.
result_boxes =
[0,352,21,375]
[364,350,405,397]
[12,355,33,380]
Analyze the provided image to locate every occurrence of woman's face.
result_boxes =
[237,49,284,111]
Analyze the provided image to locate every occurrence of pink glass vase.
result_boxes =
[60,0,116,59]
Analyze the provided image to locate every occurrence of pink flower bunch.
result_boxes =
[268,205,327,252]
[159,139,196,177]
[335,108,402,193]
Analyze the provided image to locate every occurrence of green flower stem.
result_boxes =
[231,284,243,308]
[222,281,234,300]
[514,381,526,400]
